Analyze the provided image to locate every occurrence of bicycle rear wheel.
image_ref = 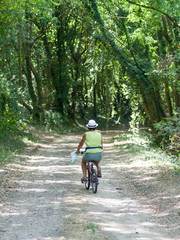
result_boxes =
[85,168,90,190]
[92,169,98,193]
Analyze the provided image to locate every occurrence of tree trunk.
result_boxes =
[41,34,61,112]
[24,54,40,121]
[165,81,173,117]
[93,79,97,118]
[162,16,180,109]
[24,10,40,122]
[30,60,45,121]
[84,77,88,108]
[174,89,180,109]
[17,23,22,87]
[30,61,43,106]
[71,89,76,120]
[55,4,69,116]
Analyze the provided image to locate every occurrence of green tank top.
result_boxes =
[85,131,102,153]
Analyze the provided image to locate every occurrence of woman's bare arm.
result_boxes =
[76,133,86,153]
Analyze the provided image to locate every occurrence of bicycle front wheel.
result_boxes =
[85,169,90,190]
[92,169,98,193]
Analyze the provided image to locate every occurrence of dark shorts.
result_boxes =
[83,152,103,163]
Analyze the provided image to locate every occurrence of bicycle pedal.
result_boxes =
[81,179,87,183]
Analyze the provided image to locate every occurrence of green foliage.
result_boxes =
[0,0,179,156]
[0,126,41,166]
[153,110,180,155]
[114,130,180,167]
[83,222,98,233]
[0,77,22,134]
[44,110,63,131]
[0,76,28,165]
[129,95,148,128]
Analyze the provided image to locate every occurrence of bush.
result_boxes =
[0,77,22,134]
[153,110,180,155]
[44,110,64,130]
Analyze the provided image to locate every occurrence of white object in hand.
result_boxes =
[70,151,78,163]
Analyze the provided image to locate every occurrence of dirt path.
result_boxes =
[0,131,180,240]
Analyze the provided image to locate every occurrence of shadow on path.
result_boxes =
[0,132,179,240]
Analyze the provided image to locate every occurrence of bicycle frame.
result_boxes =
[85,161,99,193]
[88,162,94,178]
[79,150,99,193]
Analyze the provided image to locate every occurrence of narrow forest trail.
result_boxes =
[0,131,179,240]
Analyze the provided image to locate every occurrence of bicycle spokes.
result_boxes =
[84,163,99,193]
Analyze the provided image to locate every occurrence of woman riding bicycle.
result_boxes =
[76,119,103,182]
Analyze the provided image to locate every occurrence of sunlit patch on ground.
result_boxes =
[0,131,179,240]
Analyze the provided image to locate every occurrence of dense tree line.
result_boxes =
[0,0,179,151]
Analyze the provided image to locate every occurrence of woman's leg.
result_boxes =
[94,162,100,168]
[81,158,87,178]
[94,162,102,177]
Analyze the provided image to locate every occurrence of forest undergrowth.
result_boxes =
[113,129,180,172]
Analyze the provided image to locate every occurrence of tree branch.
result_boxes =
[162,16,172,45]
[20,99,33,114]
[31,32,45,49]
[125,0,180,28]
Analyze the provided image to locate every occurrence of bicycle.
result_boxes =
[82,161,99,194]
